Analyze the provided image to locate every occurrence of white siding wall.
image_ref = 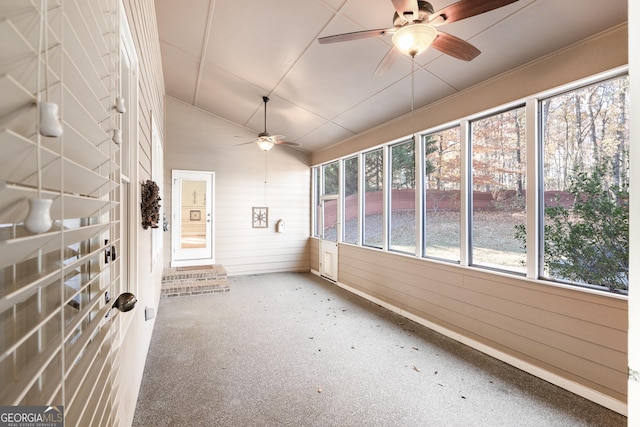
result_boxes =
[164,97,310,276]
[117,1,165,425]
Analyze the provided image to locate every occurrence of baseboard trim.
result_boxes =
[311,271,627,416]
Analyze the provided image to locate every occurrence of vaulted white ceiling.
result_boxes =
[154,0,627,153]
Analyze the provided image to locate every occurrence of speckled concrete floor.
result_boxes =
[132,272,626,427]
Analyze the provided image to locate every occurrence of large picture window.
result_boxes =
[343,156,359,244]
[540,76,629,292]
[424,127,461,261]
[313,167,321,237]
[364,149,383,248]
[322,161,339,241]
[471,107,526,273]
[323,161,339,195]
[389,140,415,253]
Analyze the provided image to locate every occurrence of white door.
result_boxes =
[319,196,339,281]
[171,170,215,266]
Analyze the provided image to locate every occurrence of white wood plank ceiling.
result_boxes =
[154,0,627,153]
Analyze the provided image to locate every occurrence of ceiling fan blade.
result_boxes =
[373,47,401,78]
[271,135,301,147]
[431,31,480,61]
[318,28,396,44]
[275,141,301,147]
[429,0,519,26]
[233,140,256,147]
[391,0,419,20]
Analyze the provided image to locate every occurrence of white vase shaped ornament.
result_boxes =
[112,128,122,144]
[25,198,53,233]
[116,96,126,113]
[39,101,63,137]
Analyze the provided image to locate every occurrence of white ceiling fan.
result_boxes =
[236,96,301,151]
[318,0,520,75]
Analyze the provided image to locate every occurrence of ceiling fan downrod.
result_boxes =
[262,96,269,133]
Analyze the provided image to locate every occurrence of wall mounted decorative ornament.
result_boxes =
[38,0,63,138]
[25,198,53,233]
[141,180,161,229]
[112,128,122,144]
[115,96,126,114]
[252,207,268,228]
[25,0,58,234]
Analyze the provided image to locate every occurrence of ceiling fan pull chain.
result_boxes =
[264,150,268,205]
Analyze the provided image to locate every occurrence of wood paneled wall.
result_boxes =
[310,237,320,272]
[337,244,627,409]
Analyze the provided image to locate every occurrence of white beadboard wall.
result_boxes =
[164,97,310,276]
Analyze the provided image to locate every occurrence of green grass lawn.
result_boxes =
[339,210,527,272]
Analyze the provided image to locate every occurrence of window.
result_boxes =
[424,127,461,261]
[389,140,415,253]
[323,161,339,195]
[310,70,629,294]
[363,149,383,248]
[540,76,629,292]
[321,161,339,242]
[471,107,526,273]
[343,156,359,244]
[312,167,321,237]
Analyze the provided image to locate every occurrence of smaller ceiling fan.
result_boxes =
[236,96,301,151]
[318,0,519,75]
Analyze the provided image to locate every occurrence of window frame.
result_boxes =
[362,147,385,250]
[468,103,527,275]
[388,138,417,255]
[309,66,629,297]
[422,125,462,263]
[535,74,629,293]
[342,155,361,245]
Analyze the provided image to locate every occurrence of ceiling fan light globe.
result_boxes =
[257,139,275,151]
[392,24,437,57]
